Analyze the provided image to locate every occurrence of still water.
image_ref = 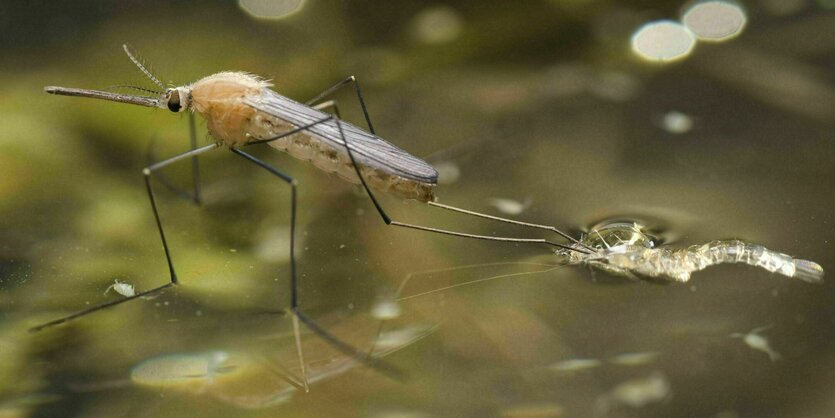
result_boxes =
[1,1,833,417]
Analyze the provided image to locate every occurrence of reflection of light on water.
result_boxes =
[608,351,661,366]
[609,372,670,407]
[682,1,747,42]
[128,321,437,409]
[131,351,235,392]
[630,1,747,63]
[596,372,671,412]
[410,6,464,44]
[500,402,565,418]
[238,0,305,19]
[372,297,402,320]
[631,21,696,62]
[586,70,642,102]
[254,225,292,263]
[374,324,437,351]
[549,358,602,373]
[661,110,694,134]
[435,161,461,185]
[760,0,806,16]
[488,197,532,216]
[542,64,642,102]
[550,351,660,373]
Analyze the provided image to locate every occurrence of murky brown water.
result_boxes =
[1,1,833,417]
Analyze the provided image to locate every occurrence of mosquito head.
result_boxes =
[164,87,191,113]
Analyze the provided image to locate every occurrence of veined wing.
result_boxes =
[244,89,438,184]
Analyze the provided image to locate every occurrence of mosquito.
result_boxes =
[32,45,595,389]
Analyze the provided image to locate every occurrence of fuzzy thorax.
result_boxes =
[189,72,272,147]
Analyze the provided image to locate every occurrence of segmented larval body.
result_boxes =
[561,223,824,283]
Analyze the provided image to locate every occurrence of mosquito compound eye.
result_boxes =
[167,89,181,112]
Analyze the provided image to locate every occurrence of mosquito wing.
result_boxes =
[244,89,438,184]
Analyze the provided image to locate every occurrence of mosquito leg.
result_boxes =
[306,76,374,133]
[425,202,596,252]
[313,100,342,119]
[28,143,220,333]
[188,112,202,204]
[230,147,405,389]
[319,119,587,253]
[144,113,203,204]
[307,76,593,253]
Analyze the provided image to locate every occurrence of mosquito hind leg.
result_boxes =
[28,143,220,333]
[306,76,375,133]
[306,77,592,253]
[145,112,203,204]
[230,147,405,390]
[320,118,588,253]
[187,113,202,204]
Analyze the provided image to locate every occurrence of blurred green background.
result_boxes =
[0,1,833,417]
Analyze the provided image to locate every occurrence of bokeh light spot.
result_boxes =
[410,6,464,44]
[661,111,694,134]
[631,20,696,63]
[683,1,747,41]
[239,0,305,20]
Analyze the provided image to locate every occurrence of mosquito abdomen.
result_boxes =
[611,240,824,282]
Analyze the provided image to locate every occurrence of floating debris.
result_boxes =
[104,279,135,297]
[549,358,603,373]
[371,297,402,320]
[409,5,464,44]
[608,351,661,367]
[731,325,781,361]
[557,221,824,283]
[488,197,532,216]
[660,111,694,134]
[131,351,236,393]
[597,372,671,412]
[551,352,660,374]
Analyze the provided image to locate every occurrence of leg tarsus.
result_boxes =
[28,283,175,333]
[28,144,218,333]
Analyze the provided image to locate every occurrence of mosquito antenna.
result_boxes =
[122,44,165,91]
[105,84,163,96]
